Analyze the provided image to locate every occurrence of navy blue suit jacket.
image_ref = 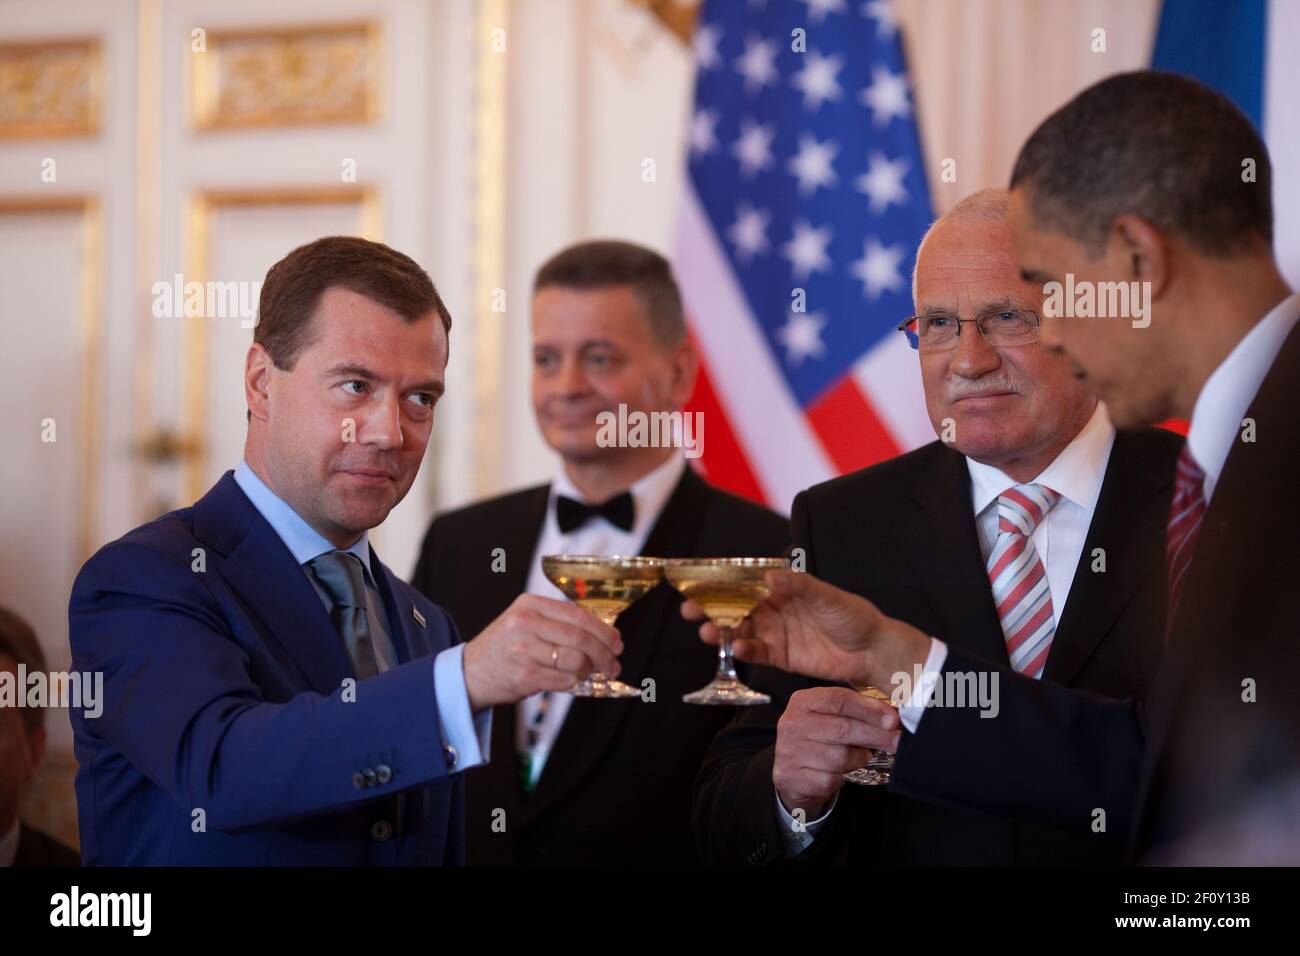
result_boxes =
[69,472,465,865]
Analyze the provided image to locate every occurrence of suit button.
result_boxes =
[370,820,392,842]
[352,771,366,790]
[363,768,378,787]
[376,764,393,784]
[443,745,458,769]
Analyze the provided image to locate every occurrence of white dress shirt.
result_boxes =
[779,402,1117,853]
[0,819,18,867]
[516,453,687,787]
[1185,291,1300,503]
[965,401,1116,631]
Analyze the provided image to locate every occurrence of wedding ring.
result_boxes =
[550,646,559,668]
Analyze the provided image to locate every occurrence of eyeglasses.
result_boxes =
[897,308,1041,351]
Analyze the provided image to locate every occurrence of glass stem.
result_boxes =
[716,626,738,682]
[592,609,619,685]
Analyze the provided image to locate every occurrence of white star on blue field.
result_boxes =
[687,0,933,406]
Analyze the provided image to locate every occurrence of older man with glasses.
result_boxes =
[692,187,1183,867]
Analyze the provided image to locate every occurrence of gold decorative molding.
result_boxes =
[0,37,103,139]
[191,20,382,131]
[182,185,380,502]
[0,195,102,562]
[134,0,163,525]
[632,0,698,45]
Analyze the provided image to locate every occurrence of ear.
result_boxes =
[667,338,699,408]
[1111,215,1170,299]
[245,343,274,423]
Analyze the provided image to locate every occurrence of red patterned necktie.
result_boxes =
[1165,445,1207,632]
[987,484,1061,679]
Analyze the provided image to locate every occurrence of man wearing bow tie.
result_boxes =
[411,239,788,865]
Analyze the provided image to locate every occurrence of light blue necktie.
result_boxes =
[308,551,380,679]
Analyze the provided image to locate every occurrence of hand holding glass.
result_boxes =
[541,555,663,698]
[842,684,896,785]
[665,557,788,706]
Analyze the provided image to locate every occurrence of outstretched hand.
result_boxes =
[681,569,930,687]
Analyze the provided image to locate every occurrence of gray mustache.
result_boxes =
[946,375,1021,400]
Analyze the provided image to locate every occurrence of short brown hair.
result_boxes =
[0,605,45,737]
[255,235,452,370]
[533,239,686,346]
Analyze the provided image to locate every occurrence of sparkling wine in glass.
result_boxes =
[664,557,787,706]
[541,555,664,698]
[842,684,896,786]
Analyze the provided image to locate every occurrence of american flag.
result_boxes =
[675,0,936,510]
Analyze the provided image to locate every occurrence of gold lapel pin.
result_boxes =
[412,607,427,628]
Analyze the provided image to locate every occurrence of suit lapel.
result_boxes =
[1130,478,1229,845]
[904,449,1010,666]
[1141,319,1300,781]
[523,467,710,821]
[473,485,560,814]
[1044,430,1174,685]
[195,473,354,695]
[369,547,423,662]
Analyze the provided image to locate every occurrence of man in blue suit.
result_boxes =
[69,236,622,865]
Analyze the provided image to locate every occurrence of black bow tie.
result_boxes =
[556,492,635,533]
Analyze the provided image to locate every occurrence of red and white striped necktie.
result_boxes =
[987,484,1061,679]
[1165,445,1207,633]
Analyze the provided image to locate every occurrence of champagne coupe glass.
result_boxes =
[842,684,896,785]
[540,555,664,698]
[664,557,788,706]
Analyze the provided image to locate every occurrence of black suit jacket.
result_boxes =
[694,426,1181,865]
[13,824,80,867]
[883,320,1300,860]
[411,466,789,865]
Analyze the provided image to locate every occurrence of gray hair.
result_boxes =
[911,187,1010,307]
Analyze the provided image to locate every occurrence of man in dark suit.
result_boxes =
[694,188,1180,865]
[0,606,80,867]
[412,240,788,865]
[691,71,1299,863]
[69,237,620,865]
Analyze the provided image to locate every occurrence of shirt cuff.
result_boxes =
[774,785,838,857]
[432,645,493,772]
[897,638,947,735]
